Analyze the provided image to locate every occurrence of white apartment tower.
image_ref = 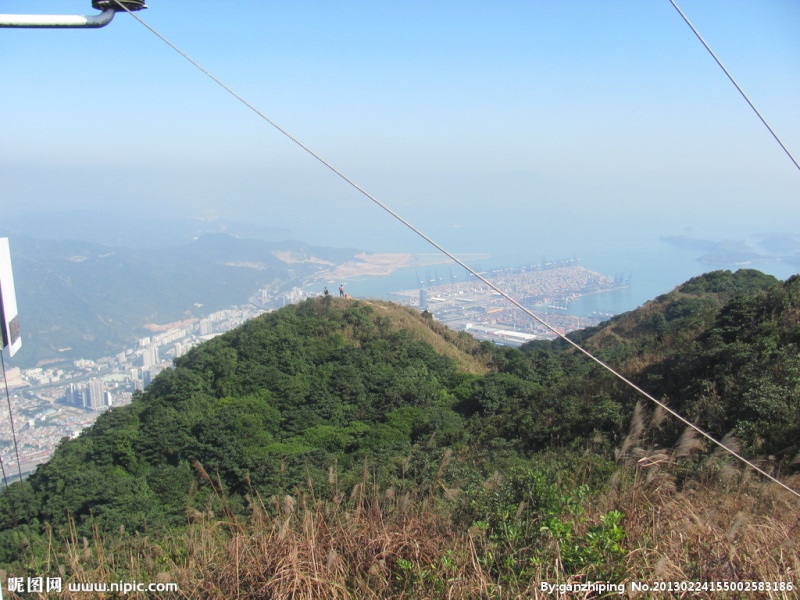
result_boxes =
[86,378,105,410]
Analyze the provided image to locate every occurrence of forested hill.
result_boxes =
[1,270,799,593]
[573,269,799,456]
[1,298,494,546]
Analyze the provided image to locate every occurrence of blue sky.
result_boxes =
[1,0,798,253]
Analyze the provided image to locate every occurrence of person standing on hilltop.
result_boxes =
[339,284,345,298]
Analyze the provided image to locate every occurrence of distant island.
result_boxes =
[662,233,800,267]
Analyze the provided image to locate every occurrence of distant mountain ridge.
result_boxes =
[3,210,291,249]
[4,232,361,367]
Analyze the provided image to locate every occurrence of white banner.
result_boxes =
[0,238,22,357]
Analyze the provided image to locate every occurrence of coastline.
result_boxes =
[313,252,490,280]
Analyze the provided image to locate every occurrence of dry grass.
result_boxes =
[176,494,494,599]
[602,415,800,599]
[596,470,800,599]
[359,299,491,374]
[9,455,799,599]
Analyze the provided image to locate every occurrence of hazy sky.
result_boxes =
[2,1,798,252]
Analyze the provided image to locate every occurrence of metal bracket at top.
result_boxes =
[0,1,146,28]
[92,1,147,11]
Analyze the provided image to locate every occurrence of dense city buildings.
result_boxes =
[0,301,272,481]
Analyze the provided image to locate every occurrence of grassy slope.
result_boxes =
[359,299,490,374]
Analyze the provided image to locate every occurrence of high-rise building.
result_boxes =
[86,378,105,410]
[64,383,86,407]
[138,345,159,368]
[199,319,213,336]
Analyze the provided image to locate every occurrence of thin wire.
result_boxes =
[0,355,10,489]
[0,349,35,563]
[668,0,800,174]
[0,350,25,486]
[0,447,10,488]
[0,357,21,535]
[115,4,800,500]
